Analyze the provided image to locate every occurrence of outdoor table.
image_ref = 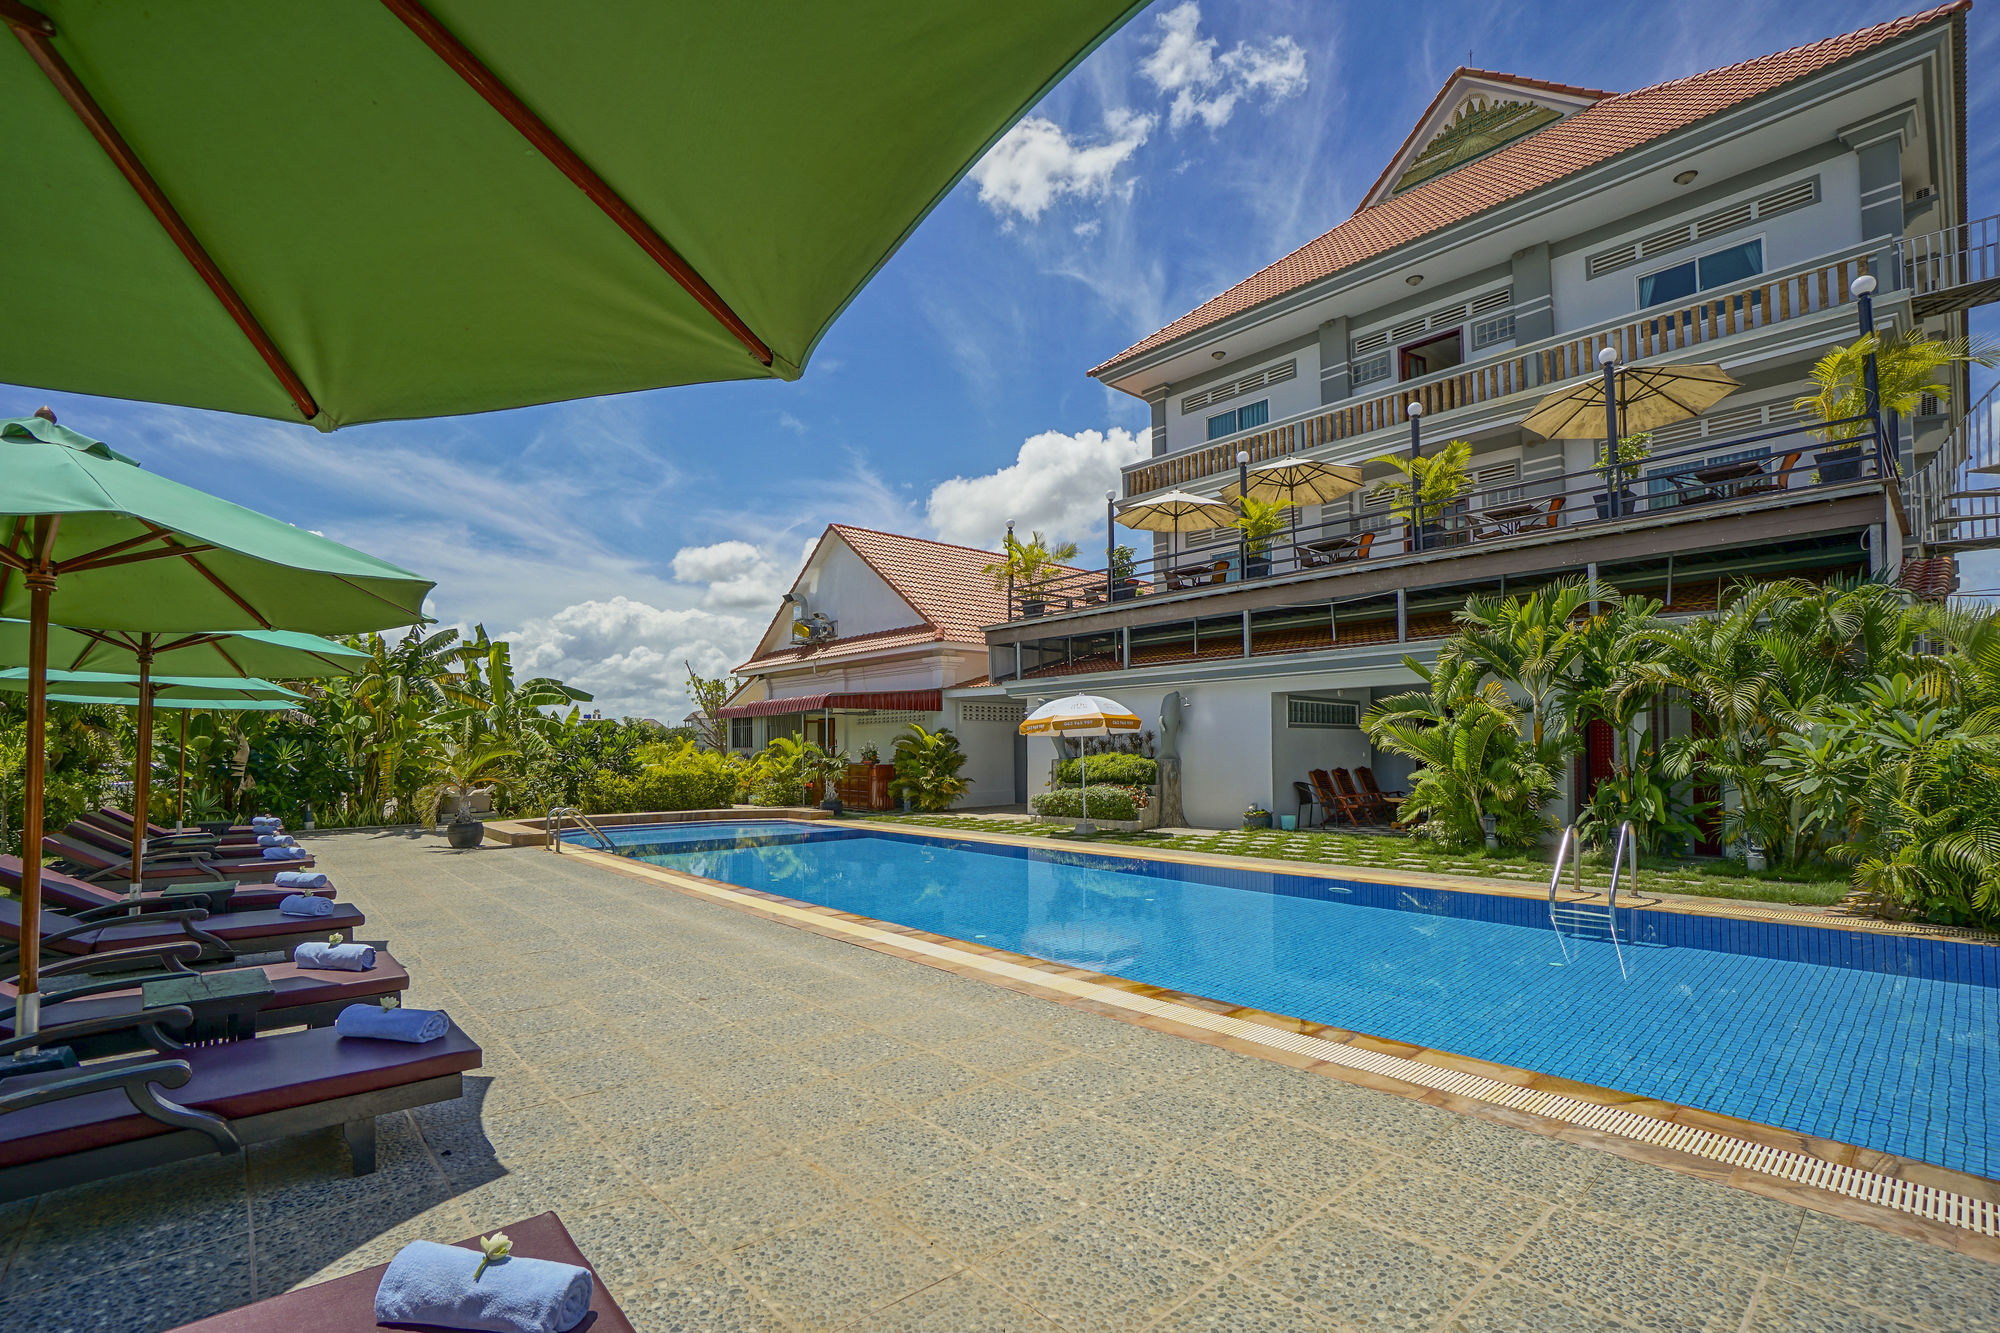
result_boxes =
[1672,457,1766,505]
[1298,537,1360,567]
[142,966,273,1043]
[1472,500,1543,540]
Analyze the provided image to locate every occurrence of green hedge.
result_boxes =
[1031,786,1139,821]
[582,748,741,813]
[1052,753,1158,786]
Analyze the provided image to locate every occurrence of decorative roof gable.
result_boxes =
[1366,70,1609,207]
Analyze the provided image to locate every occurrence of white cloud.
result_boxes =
[924,427,1148,550]
[670,540,763,586]
[969,108,1156,222]
[1140,2,1308,132]
[505,596,763,724]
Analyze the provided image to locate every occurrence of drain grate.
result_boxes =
[614,854,1999,1239]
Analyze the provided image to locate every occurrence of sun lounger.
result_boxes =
[163,1211,636,1333]
[0,855,333,917]
[0,947,410,1055]
[78,812,263,857]
[99,808,281,840]
[44,830,311,885]
[0,1010,480,1201]
[0,895,366,968]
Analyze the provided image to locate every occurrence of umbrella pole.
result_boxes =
[128,641,155,900]
[177,709,188,830]
[16,525,57,1041]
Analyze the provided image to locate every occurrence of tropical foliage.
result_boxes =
[888,724,971,812]
[1367,436,1472,526]
[1230,495,1289,557]
[1032,785,1140,821]
[1371,573,2000,926]
[1796,329,1998,434]
[982,530,1078,597]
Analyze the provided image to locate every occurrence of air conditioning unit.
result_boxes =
[791,612,837,643]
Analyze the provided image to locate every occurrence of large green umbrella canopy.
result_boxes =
[0,668,299,704]
[0,0,1143,429]
[0,619,367,679]
[0,412,428,1032]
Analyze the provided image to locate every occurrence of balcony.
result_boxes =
[1124,243,1884,500]
[995,411,1896,644]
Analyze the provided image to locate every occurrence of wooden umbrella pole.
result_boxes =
[177,709,188,830]
[15,518,58,1040]
[128,638,154,898]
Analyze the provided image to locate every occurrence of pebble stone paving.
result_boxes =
[2,828,1995,1332]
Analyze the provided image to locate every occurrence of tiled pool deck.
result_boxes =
[6,830,1998,1332]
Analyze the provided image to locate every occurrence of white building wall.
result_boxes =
[791,540,922,640]
[1159,343,1321,458]
[948,699,1027,809]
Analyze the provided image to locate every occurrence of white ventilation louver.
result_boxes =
[1587,177,1819,280]
[1181,359,1297,414]
[1756,178,1818,218]
[1287,698,1360,729]
[1353,330,1390,355]
[1390,317,1429,342]
[1428,305,1468,329]
[1469,288,1513,315]
[1694,203,1755,239]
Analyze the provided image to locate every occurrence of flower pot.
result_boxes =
[819,796,844,815]
[1278,814,1297,831]
[1814,445,1863,483]
[1243,813,1271,830]
[1019,597,1046,618]
[1244,554,1272,580]
[445,818,484,849]
[1111,580,1138,603]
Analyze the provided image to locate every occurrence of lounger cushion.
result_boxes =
[0,1023,480,1165]
[44,834,310,882]
[0,953,411,1035]
[163,1212,636,1333]
[0,857,334,916]
[0,897,365,956]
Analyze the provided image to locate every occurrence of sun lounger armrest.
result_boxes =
[0,909,219,972]
[67,901,212,927]
[0,1003,194,1060]
[0,1047,239,1152]
[39,940,204,981]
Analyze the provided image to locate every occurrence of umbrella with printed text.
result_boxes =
[0,412,429,1036]
[0,619,364,887]
[0,0,1144,430]
[1019,693,1143,833]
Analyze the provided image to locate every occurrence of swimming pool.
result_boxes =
[574,820,1999,1178]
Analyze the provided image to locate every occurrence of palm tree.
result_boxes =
[1367,437,1472,531]
[888,724,971,811]
[1365,655,1555,849]
[1446,575,1597,758]
[1795,329,1999,435]
[415,735,521,827]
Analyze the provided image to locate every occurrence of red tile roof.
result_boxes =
[1091,3,1967,379]
[737,621,945,674]
[828,524,1017,642]
[1358,68,1616,209]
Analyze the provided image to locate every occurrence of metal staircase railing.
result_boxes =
[545,807,614,852]
[1547,822,1630,979]
[1900,213,2000,318]
[1910,380,2000,554]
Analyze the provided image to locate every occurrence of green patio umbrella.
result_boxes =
[0,669,301,839]
[0,618,365,881]
[0,413,429,1035]
[0,1,1143,429]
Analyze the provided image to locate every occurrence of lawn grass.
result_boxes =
[861,813,1855,908]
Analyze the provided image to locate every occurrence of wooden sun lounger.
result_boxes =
[0,1012,481,1201]
[101,807,278,840]
[1,855,334,917]
[165,1211,637,1333]
[45,830,310,885]
[0,895,366,968]
[77,812,263,856]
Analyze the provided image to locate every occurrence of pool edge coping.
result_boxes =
[559,841,2000,1261]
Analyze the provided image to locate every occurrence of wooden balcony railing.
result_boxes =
[1124,248,1876,498]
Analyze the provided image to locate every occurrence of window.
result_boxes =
[1351,352,1392,387]
[1206,398,1270,440]
[1400,330,1463,380]
[1638,238,1762,309]
[729,717,754,749]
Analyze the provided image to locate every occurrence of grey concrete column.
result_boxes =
[1145,387,1170,457]
[1841,105,1915,277]
[1510,242,1554,344]
[1318,316,1351,405]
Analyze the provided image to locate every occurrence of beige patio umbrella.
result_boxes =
[1522,361,1740,439]
[1020,693,1143,833]
[1116,490,1231,562]
[1220,459,1364,543]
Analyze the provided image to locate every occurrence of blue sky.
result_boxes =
[8,1,1995,719]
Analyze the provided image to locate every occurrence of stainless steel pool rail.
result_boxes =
[1547,822,1630,979]
[545,807,614,853]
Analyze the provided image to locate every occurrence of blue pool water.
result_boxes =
[576,820,2000,1177]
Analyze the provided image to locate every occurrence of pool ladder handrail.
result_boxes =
[1547,821,1629,979]
[545,807,614,853]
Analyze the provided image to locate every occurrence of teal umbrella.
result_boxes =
[0,1,1142,429]
[0,412,428,1035]
[0,618,365,879]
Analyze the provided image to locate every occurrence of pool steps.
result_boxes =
[1547,822,1629,979]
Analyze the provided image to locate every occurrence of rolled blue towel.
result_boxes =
[294,941,376,971]
[337,1003,448,1043]
[262,845,308,860]
[256,833,297,847]
[374,1239,591,1333]
[273,870,331,891]
[251,817,281,830]
[278,893,333,917]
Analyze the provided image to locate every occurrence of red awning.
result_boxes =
[718,689,942,719]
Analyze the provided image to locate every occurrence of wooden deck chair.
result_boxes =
[1355,767,1406,823]
[1310,769,1368,826]
[1329,768,1384,825]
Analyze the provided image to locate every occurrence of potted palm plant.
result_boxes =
[1108,544,1139,601]
[1368,437,1472,550]
[1231,497,1287,579]
[982,530,1078,617]
[417,735,519,849]
[1796,330,1999,479]
[1593,431,1653,518]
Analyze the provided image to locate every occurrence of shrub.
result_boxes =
[1053,753,1158,786]
[580,741,740,813]
[890,724,971,811]
[1031,786,1140,821]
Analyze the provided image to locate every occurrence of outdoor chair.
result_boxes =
[44,830,310,886]
[1298,530,1375,568]
[63,821,278,882]
[0,1010,481,1202]
[1309,769,1369,826]
[1291,780,1323,828]
[101,808,281,840]
[0,943,410,1055]
[164,1211,637,1333]
[1355,767,1406,820]
[1737,450,1803,496]
[1,855,333,919]
[87,810,265,852]
[77,812,255,855]
[1329,768,1387,825]
[0,894,366,969]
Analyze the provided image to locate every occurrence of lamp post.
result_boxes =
[1406,401,1424,552]
[1104,490,1116,601]
[1004,519,1015,618]
[1599,346,1623,518]
[1235,450,1251,578]
[1851,274,1895,475]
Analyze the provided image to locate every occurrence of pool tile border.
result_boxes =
[562,843,2000,1261]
